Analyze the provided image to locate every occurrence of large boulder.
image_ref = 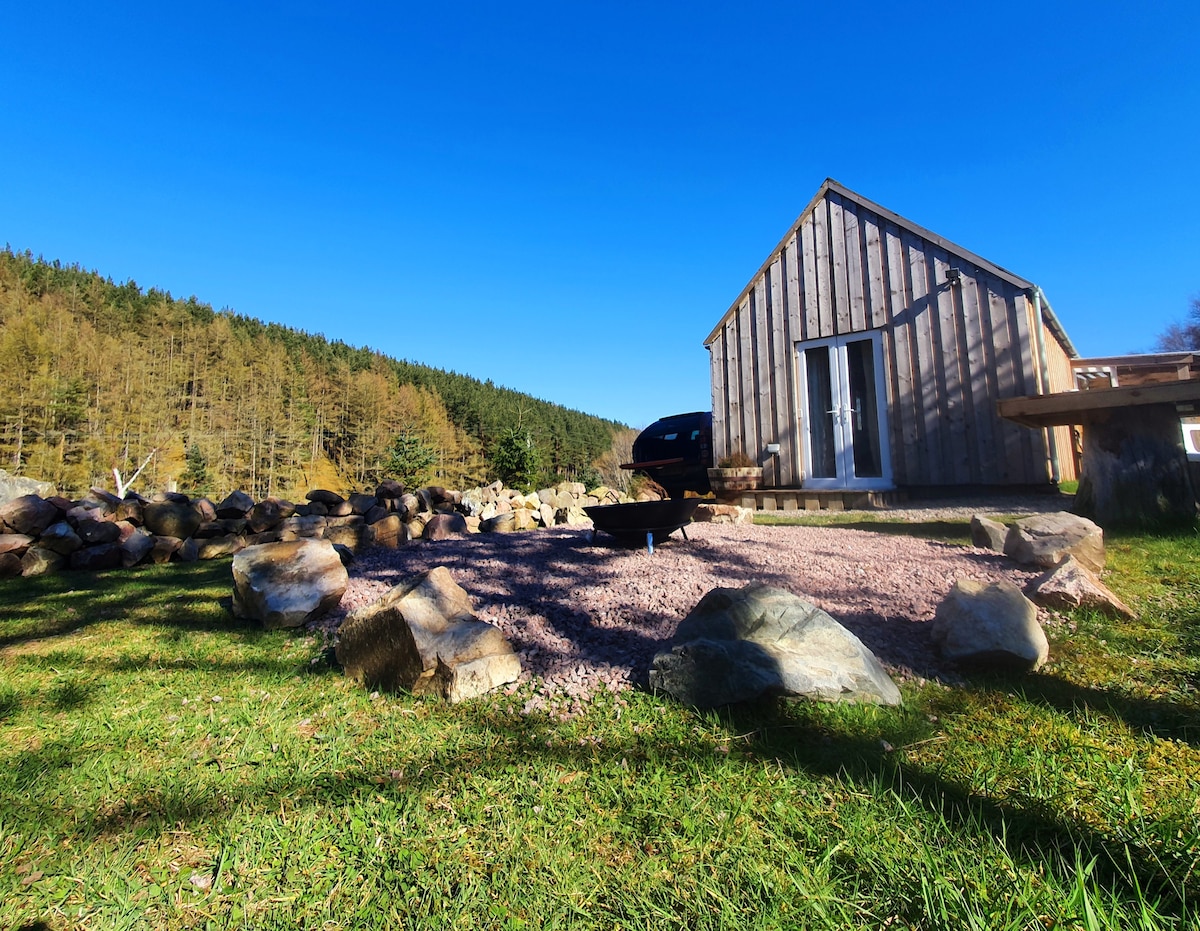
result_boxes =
[216,490,255,519]
[143,500,203,540]
[932,579,1048,671]
[649,583,901,708]
[423,513,469,541]
[231,540,348,629]
[21,547,64,577]
[0,494,60,536]
[1028,556,1134,619]
[336,566,520,703]
[970,516,1008,552]
[246,497,295,534]
[0,534,34,557]
[1003,512,1105,572]
[0,469,55,505]
[120,528,156,567]
[69,543,123,572]
[692,504,754,525]
[38,521,82,555]
[76,518,122,546]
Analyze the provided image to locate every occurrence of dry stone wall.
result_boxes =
[0,480,644,579]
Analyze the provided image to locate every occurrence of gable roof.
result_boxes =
[705,178,1077,356]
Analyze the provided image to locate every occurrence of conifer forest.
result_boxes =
[0,249,624,498]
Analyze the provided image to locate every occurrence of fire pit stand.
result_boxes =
[583,498,701,554]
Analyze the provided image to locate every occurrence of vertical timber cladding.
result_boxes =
[705,179,1078,489]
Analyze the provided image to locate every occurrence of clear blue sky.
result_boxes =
[3,1,1197,429]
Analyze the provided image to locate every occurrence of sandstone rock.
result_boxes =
[0,495,61,536]
[970,516,1008,551]
[303,501,328,517]
[323,524,364,552]
[70,543,123,572]
[328,500,354,517]
[149,535,184,564]
[376,479,405,499]
[21,546,64,577]
[1004,512,1105,572]
[143,501,203,540]
[336,566,520,702]
[0,533,34,556]
[246,497,295,534]
[364,505,389,525]
[398,493,420,518]
[480,512,515,533]
[193,498,217,522]
[560,507,592,527]
[1028,556,1134,619]
[649,583,901,707]
[81,487,122,513]
[176,537,200,562]
[539,503,557,528]
[307,488,345,506]
[366,514,405,549]
[198,535,246,560]
[512,508,538,531]
[932,579,1048,671]
[231,540,348,629]
[348,493,378,515]
[39,521,82,555]
[279,514,327,540]
[115,499,145,525]
[0,552,21,577]
[216,490,255,519]
[0,469,55,505]
[423,513,469,541]
[692,504,753,525]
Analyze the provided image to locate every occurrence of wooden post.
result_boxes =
[1074,404,1197,526]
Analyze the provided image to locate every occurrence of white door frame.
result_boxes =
[796,331,893,490]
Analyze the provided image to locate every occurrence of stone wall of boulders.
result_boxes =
[0,479,754,580]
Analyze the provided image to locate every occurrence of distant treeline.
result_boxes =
[0,248,624,498]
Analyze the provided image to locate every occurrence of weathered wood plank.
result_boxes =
[906,231,944,483]
[784,233,803,346]
[801,215,820,340]
[1009,289,1043,479]
[724,316,741,460]
[754,272,772,466]
[931,247,971,483]
[987,282,1024,482]
[813,199,834,338]
[885,222,906,327]
[843,201,867,332]
[769,255,790,486]
[829,194,851,335]
[958,271,998,483]
[709,331,728,463]
[738,296,757,456]
[885,225,918,484]
[863,210,887,328]
[781,235,802,486]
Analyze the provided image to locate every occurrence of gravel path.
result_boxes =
[319,498,1061,714]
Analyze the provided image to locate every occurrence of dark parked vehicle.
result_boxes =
[627,411,713,498]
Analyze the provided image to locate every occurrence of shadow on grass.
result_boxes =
[6,694,1193,923]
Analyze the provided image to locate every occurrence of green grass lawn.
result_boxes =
[2,523,1198,930]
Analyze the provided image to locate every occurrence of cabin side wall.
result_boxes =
[708,190,1064,488]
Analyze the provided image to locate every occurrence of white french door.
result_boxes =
[797,332,892,489]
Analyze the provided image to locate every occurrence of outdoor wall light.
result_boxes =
[765,443,781,455]
[947,267,963,285]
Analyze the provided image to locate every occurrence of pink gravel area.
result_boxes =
[315,523,1042,712]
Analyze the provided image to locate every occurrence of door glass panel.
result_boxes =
[845,339,882,478]
[805,346,837,478]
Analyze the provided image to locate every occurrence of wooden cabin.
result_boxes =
[705,179,1078,506]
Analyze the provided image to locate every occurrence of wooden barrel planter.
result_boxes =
[707,467,762,502]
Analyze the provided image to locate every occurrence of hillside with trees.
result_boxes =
[0,248,624,498]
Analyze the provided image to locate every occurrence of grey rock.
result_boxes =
[0,552,21,577]
[0,469,55,505]
[480,512,516,533]
[307,488,345,506]
[1028,555,1134,619]
[970,515,1008,551]
[649,583,901,707]
[197,534,246,560]
[1004,512,1105,572]
[120,528,156,567]
[69,543,123,572]
[348,493,379,515]
[76,518,121,545]
[215,490,255,519]
[932,579,1048,671]
[246,497,295,534]
[38,521,82,554]
[231,539,349,629]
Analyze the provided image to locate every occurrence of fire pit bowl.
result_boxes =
[584,498,701,553]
